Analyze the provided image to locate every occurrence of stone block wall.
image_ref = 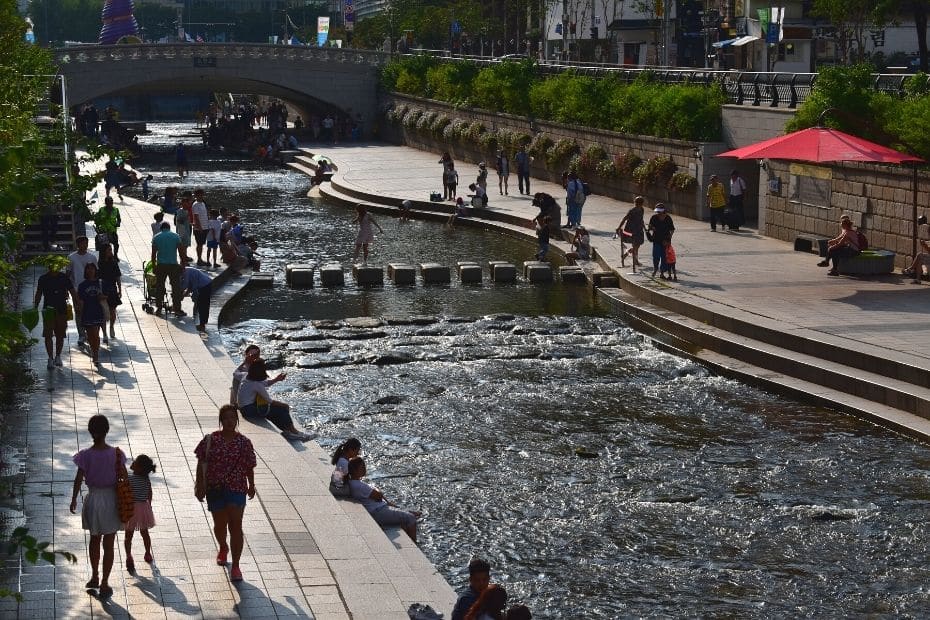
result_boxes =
[764,159,928,265]
[379,93,713,220]
[721,105,796,149]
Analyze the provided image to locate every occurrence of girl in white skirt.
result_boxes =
[70,414,126,599]
[124,454,157,572]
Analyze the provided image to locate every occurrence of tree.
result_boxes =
[875,0,930,72]
[811,0,881,64]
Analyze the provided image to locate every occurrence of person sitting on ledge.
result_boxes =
[452,558,492,620]
[236,357,314,441]
[329,437,362,497]
[903,238,930,283]
[468,183,487,208]
[347,456,420,542]
[817,215,860,276]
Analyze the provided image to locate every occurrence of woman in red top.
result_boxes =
[194,405,256,583]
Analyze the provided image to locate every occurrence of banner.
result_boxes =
[317,17,330,47]
[344,0,354,32]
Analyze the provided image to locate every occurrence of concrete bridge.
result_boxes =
[54,43,390,130]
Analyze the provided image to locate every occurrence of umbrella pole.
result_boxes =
[914,164,920,263]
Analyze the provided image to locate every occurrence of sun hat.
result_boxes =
[654,204,666,213]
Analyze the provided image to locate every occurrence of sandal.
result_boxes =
[98,585,113,599]
[85,576,99,589]
[230,567,243,582]
[144,551,153,563]
[216,547,228,566]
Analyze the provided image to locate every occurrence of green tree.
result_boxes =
[875,0,930,72]
[811,0,882,64]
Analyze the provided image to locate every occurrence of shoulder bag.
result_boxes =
[114,448,134,523]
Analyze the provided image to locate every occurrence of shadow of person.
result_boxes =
[132,569,202,616]
[91,590,131,618]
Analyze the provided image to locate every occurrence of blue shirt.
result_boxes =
[152,230,181,265]
[181,267,212,291]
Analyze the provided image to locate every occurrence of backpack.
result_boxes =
[856,230,868,250]
[582,181,592,196]
[573,179,587,206]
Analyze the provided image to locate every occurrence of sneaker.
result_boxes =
[827,269,839,276]
[47,358,55,370]
[817,260,829,267]
[54,355,62,367]
[173,309,187,317]
[230,567,243,582]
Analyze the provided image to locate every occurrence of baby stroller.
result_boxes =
[141,260,164,314]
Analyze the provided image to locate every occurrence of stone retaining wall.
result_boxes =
[379,93,716,221]
[763,159,930,265]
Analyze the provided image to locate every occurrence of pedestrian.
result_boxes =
[151,221,186,317]
[661,238,678,281]
[399,199,412,222]
[728,169,747,229]
[195,405,257,583]
[531,192,561,236]
[514,144,531,195]
[97,243,122,343]
[464,583,508,620]
[615,195,646,269]
[444,163,459,200]
[141,174,153,201]
[236,357,315,440]
[70,414,126,599]
[192,188,210,266]
[495,149,510,195]
[77,262,107,364]
[706,174,727,231]
[447,197,468,228]
[175,193,193,263]
[817,215,861,276]
[476,162,489,197]
[468,183,487,208]
[563,170,585,229]
[94,196,121,259]
[330,437,362,497]
[347,457,421,542]
[180,265,213,332]
[151,211,165,237]
[535,215,550,260]
[123,454,157,573]
[34,257,76,369]
[67,235,98,348]
[452,558,492,620]
[565,226,591,264]
[646,204,675,278]
[206,208,222,267]
[175,142,188,177]
[352,204,383,262]
[162,186,178,215]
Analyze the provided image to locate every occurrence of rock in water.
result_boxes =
[574,448,599,459]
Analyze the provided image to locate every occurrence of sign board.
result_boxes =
[317,16,330,46]
[344,0,354,32]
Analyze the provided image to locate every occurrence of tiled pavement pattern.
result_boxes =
[4,183,456,618]
[316,143,930,430]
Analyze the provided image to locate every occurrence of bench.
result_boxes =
[794,235,828,256]
[835,250,896,275]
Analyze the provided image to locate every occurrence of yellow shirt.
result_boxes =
[707,183,726,209]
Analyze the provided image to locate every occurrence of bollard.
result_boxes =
[320,264,345,286]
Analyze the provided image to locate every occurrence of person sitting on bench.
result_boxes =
[817,215,860,276]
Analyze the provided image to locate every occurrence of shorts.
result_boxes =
[42,308,67,339]
[207,239,219,249]
[370,505,416,528]
[206,488,247,513]
[194,230,208,245]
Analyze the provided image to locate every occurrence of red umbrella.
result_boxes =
[718,126,924,259]
[718,127,923,164]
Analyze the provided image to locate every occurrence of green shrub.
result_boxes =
[632,156,677,187]
[528,133,553,159]
[381,55,438,93]
[668,171,698,192]
[471,60,536,114]
[462,121,486,144]
[512,132,532,147]
[546,138,578,168]
[567,154,582,174]
[430,114,451,135]
[478,131,499,152]
[416,110,437,132]
[402,108,422,128]
[444,119,467,141]
[595,159,618,179]
[426,61,480,103]
[614,151,642,178]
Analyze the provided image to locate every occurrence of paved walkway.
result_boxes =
[317,143,930,371]
[3,183,455,618]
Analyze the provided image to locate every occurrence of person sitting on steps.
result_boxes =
[817,215,861,276]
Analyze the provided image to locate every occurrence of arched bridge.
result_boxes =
[54,43,390,129]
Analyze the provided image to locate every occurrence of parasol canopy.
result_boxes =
[717,127,923,164]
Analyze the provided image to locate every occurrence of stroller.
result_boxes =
[141,260,164,314]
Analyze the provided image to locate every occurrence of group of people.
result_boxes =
[705,170,748,232]
[449,558,532,620]
[438,149,534,210]
[615,196,678,279]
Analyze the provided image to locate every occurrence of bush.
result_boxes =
[471,60,536,114]
[416,110,437,132]
[426,61,480,103]
[512,132,532,147]
[632,156,677,187]
[615,151,642,178]
[462,121,486,144]
[595,159,618,179]
[668,171,698,192]
[402,108,423,129]
[444,118,467,141]
[528,133,553,160]
[546,138,578,168]
[567,154,582,174]
[478,130,500,152]
[430,114,451,135]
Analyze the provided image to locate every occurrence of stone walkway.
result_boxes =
[3,183,455,618]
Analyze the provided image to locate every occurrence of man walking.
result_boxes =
[192,188,210,266]
[514,144,531,195]
[728,169,747,229]
[706,174,727,231]
[564,170,585,229]
[151,222,186,317]
[34,258,77,369]
[66,236,97,347]
[93,196,122,259]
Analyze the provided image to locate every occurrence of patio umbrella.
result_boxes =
[718,126,924,258]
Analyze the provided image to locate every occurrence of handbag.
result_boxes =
[198,433,225,502]
[114,448,134,523]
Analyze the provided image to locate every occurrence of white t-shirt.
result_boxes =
[349,479,387,512]
[236,377,272,408]
[191,200,208,230]
[207,219,222,243]
[730,176,746,197]
[67,251,98,290]
[331,457,349,487]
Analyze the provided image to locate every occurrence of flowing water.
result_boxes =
[139,124,930,618]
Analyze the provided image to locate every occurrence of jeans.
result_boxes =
[709,208,725,231]
[652,241,666,272]
[240,402,294,433]
[153,263,182,310]
[567,201,582,227]
[193,284,211,325]
[827,246,859,269]
[517,170,530,194]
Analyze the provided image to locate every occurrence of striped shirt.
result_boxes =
[128,473,151,502]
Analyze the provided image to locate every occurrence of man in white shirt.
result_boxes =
[66,235,98,347]
[191,188,210,266]
[728,169,748,228]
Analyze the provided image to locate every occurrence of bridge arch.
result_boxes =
[55,43,388,132]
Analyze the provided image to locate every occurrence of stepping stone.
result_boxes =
[345,317,384,329]
[592,272,620,288]
[275,321,305,331]
[523,261,552,283]
[250,272,274,287]
[559,266,587,284]
[489,261,516,283]
[419,262,451,284]
[353,263,384,286]
[320,264,344,286]
[388,263,416,285]
[312,319,344,329]
[289,267,315,288]
[285,263,314,285]
[457,262,482,283]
